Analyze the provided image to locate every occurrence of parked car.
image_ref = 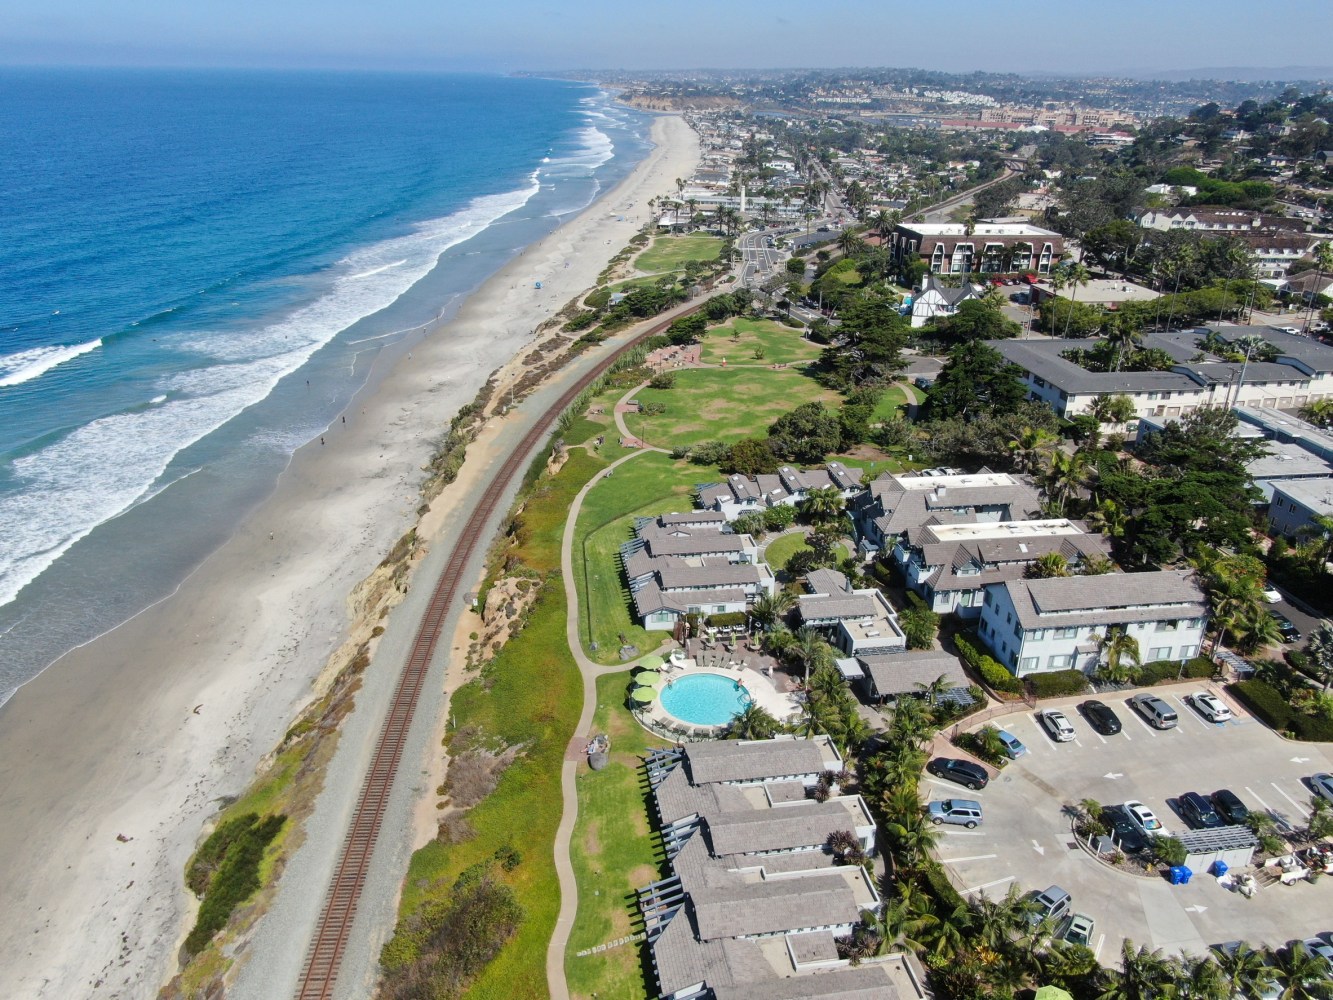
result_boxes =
[1262,584,1282,603]
[1102,804,1148,853]
[927,757,989,790]
[1269,611,1302,643]
[1180,791,1225,829]
[995,729,1028,759]
[1301,937,1333,974]
[1039,709,1077,742]
[1215,942,1280,999]
[1211,789,1249,825]
[1060,913,1095,947]
[1131,693,1179,729]
[928,799,983,828]
[1190,692,1232,723]
[1124,800,1169,838]
[1312,773,1333,804]
[1079,699,1123,735]
[1027,885,1073,927]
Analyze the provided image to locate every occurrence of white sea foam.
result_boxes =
[0,339,102,389]
[0,181,539,610]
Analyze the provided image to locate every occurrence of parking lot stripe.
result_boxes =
[1093,731,1107,745]
[1173,696,1208,729]
[962,876,1015,895]
[923,777,985,795]
[940,830,986,837]
[1127,709,1157,736]
[1246,785,1297,831]
[1273,782,1312,818]
[1093,933,1105,961]
[941,854,998,864]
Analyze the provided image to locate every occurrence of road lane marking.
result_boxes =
[940,854,997,864]
[962,876,1015,895]
[1272,782,1311,819]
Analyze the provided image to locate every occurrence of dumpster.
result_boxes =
[1169,865,1193,885]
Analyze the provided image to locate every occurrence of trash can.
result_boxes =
[1212,860,1229,878]
[1169,865,1193,885]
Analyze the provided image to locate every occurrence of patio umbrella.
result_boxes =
[637,654,666,671]
[1034,988,1074,1000]
[634,669,662,684]
[631,687,657,703]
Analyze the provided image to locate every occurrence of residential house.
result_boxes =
[1269,478,1333,544]
[893,519,1113,617]
[887,222,1063,276]
[850,471,1044,556]
[906,274,986,328]
[976,570,1208,677]
[797,568,907,656]
[838,651,971,703]
[641,737,925,1000]
[697,462,862,521]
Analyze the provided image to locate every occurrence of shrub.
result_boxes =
[921,859,965,911]
[1135,660,1180,686]
[1151,835,1188,867]
[955,634,1022,694]
[1181,656,1215,679]
[705,611,747,629]
[899,594,940,650]
[1293,714,1333,742]
[648,371,676,389]
[1229,679,1293,732]
[184,813,286,954]
[1026,670,1090,699]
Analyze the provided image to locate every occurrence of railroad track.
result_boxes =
[294,305,696,999]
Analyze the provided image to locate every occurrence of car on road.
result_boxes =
[928,799,983,828]
[1026,885,1072,927]
[996,728,1028,759]
[1179,791,1226,829]
[1312,773,1333,804]
[1262,584,1282,603]
[1211,788,1250,825]
[1124,800,1169,838]
[1190,691,1233,723]
[1079,699,1123,735]
[1102,804,1148,853]
[926,757,989,790]
[1039,709,1076,742]
[1269,611,1302,643]
[1059,912,1095,947]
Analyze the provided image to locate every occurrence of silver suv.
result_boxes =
[927,799,983,828]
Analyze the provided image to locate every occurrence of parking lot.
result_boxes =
[928,683,1333,960]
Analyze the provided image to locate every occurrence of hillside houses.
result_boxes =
[697,462,862,521]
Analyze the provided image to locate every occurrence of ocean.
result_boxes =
[0,68,653,700]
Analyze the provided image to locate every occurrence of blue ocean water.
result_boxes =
[0,69,653,696]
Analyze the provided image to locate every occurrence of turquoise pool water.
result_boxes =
[660,673,752,726]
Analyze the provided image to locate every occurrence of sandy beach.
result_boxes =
[0,111,699,1000]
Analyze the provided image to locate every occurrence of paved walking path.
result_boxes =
[545,446,664,1000]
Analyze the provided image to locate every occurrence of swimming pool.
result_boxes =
[659,673,752,727]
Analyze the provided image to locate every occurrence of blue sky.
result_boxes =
[3,0,1330,75]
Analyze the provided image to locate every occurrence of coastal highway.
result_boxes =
[250,296,712,1000]
[738,229,785,288]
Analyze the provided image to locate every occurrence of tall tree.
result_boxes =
[925,342,1028,419]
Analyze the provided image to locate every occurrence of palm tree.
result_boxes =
[1079,554,1117,576]
[1087,498,1128,540]
[1055,260,1092,338]
[915,672,957,706]
[799,486,846,525]
[1025,551,1072,579]
[1231,604,1286,655]
[1303,241,1333,334]
[750,590,795,631]
[1177,953,1228,1000]
[1105,312,1144,371]
[1211,942,1277,1000]
[1298,514,1333,574]
[1201,569,1267,654]
[1008,424,1058,475]
[794,626,835,683]
[871,884,937,954]
[729,702,780,740]
[1300,398,1333,429]
[1044,450,1088,516]
[1307,621,1333,693]
[1273,940,1328,1000]
[1099,940,1177,1000]
[884,809,940,873]
[837,229,865,258]
[1097,626,1142,680]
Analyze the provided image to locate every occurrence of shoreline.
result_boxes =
[0,113,700,999]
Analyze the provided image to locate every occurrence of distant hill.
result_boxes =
[1137,66,1333,83]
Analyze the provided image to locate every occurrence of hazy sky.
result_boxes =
[4,0,1330,76]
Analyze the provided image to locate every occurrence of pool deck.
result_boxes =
[636,648,799,738]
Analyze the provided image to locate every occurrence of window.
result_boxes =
[1157,620,1179,631]
[1150,646,1172,661]
[715,605,727,614]
[1013,622,1022,639]
[1180,645,1198,658]
[1054,627,1078,639]
[1021,657,1039,672]
[1048,654,1073,669]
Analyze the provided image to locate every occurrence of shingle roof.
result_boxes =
[692,876,862,940]
[805,568,852,596]
[658,563,763,590]
[858,652,970,697]
[707,800,866,856]
[684,738,832,784]
[992,338,1201,395]
[997,569,1206,630]
[646,534,747,558]
[798,594,883,621]
[712,966,901,1000]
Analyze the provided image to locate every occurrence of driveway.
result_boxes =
[929,685,1333,960]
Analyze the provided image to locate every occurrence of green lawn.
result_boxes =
[700,317,824,367]
[607,273,682,294]
[869,385,910,424]
[565,672,671,1000]
[622,367,841,450]
[763,530,811,573]
[574,451,721,664]
[634,233,723,274]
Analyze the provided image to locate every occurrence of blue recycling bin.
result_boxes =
[1169,865,1193,885]
[1212,860,1229,878]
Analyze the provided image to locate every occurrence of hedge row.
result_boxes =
[1228,679,1333,742]
[1135,657,1214,686]
[1025,670,1090,699]
[922,858,966,912]
[705,612,747,628]
[955,634,1021,694]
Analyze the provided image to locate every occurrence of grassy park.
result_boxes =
[634,232,723,274]
[623,367,841,450]
[699,317,823,366]
[564,671,670,999]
